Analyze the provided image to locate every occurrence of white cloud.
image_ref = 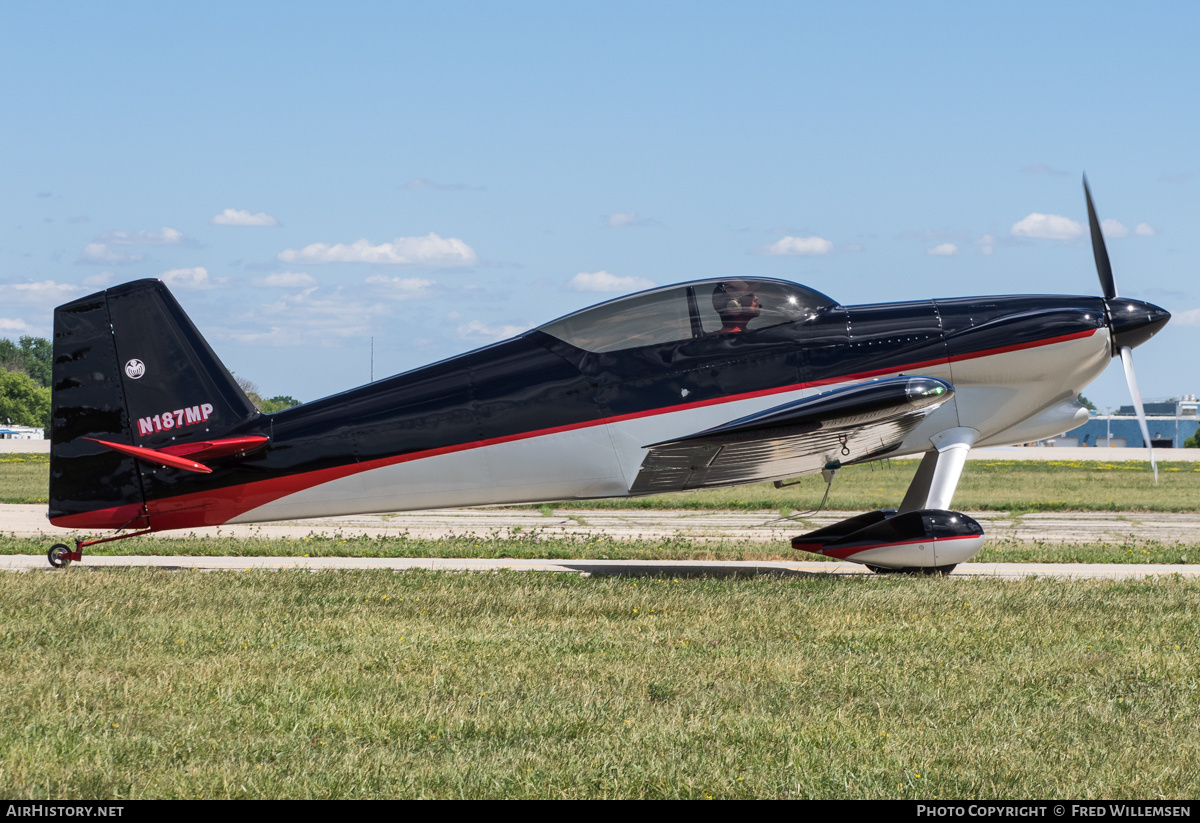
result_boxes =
[81,272,117,288]
[927,243,959,256]
[79,243,143,265]
[761,236,834,256]
[978,234,996,256]
[254,272,317,288]
[402,178,439,190]
[100,227,191,246]
[3,281,83,298]
[607,212,639,228]
[0,281,87,337]
[365,274,436,294]
[217,287,389,346]
[457,319,532,341]
[1135,223,1156,237]
[568,271,655,292]
[1172,308,1200,327]
[160,267,217,289]
[212,208,278,227]
[0,318,35,333]
[605,211,660,228]
[1011,213,1085,240]
[1101,219,1129,238]
[278,233,477,266]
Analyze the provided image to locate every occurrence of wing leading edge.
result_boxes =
[630,376,953,493]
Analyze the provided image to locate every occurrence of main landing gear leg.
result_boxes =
[46,529,154,569]
[899,427,979,513]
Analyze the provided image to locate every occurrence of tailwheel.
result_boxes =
[48,544,73,568]
[44,528,151,569]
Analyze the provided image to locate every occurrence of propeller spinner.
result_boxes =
[1083,176,1171,480]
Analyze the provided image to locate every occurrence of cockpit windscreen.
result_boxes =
[541,279,835,353]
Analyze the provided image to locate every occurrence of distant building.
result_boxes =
[0,425,45,440]
[1053,395,1199,448]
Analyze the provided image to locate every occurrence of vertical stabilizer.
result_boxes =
[49,279,259,527]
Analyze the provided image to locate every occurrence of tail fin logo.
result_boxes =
[125,359,146,379]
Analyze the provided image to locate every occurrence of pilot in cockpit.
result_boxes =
[711,280,762,333]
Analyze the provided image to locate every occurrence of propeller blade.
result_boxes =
[1119,345,1157,483]
[1084,175,1117,300]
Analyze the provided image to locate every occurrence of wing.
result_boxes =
[629,375,953,493]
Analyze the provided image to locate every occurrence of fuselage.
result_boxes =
[51,284,1132,533]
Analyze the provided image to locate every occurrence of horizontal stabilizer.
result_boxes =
[158,436,269,461]
[85,438,214,474]
[84,435,270,475]
[631,376,953,493]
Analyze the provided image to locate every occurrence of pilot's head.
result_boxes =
[712,280,761,332]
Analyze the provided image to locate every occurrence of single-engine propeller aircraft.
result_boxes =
[46,179,1169,572]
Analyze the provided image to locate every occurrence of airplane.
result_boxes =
[44,179,1170,572]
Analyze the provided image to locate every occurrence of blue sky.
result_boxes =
[2,1,1196,408]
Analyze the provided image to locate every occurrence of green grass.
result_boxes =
[5,453,1199,511]
[1,570,1197,798]
[2,531,1196,565]
[0,452,48,504]
[559,459,1200,514]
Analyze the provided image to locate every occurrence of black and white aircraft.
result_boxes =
[45,180,1169,571]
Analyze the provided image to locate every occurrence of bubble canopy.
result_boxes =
[539,278,837,353]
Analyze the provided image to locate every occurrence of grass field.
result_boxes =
[4,452,1198,512]
[2,569,1197,799]
[0,453,48,504]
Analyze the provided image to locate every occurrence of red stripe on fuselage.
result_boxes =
[796,533,982,560]
[50,328,1100,531]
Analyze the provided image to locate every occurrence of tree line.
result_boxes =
[1,336,300,432]
[0,337,51,430]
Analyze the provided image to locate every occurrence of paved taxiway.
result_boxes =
[5,503,1200,546]
[2,503,1196,579]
